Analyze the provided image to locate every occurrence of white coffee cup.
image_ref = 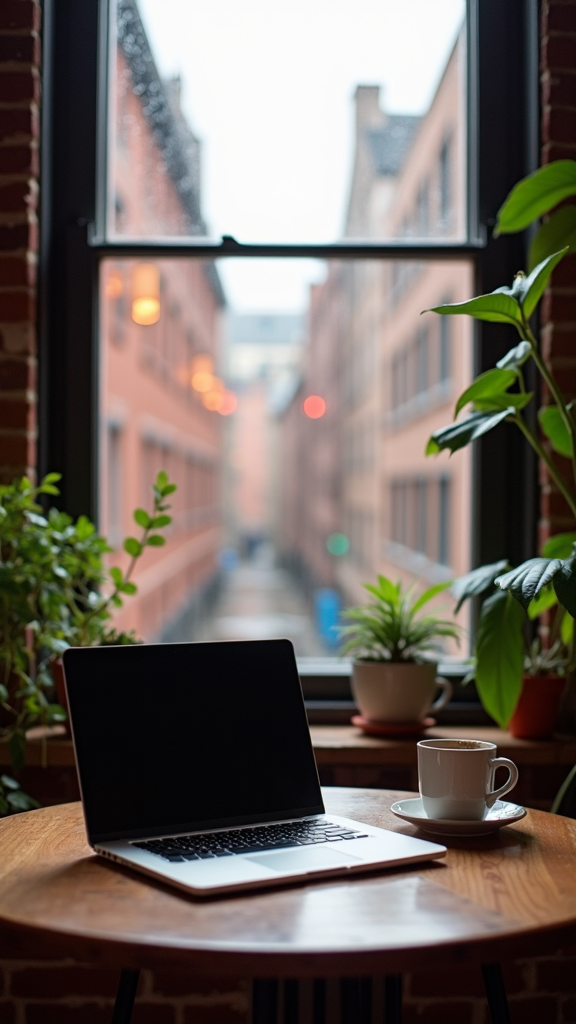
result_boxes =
[417,738,519,821]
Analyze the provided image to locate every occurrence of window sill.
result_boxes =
[2,724,576,770]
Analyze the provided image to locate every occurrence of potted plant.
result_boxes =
[0,470,177,797]
[423,159,576,733]
[339,575,458,727]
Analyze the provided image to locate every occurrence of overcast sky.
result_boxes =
[134,0,464,311]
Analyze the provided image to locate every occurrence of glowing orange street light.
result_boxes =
[202,378,224,410]
[191,354,215,393]
[131,264,161,325]
[303,394,326,419]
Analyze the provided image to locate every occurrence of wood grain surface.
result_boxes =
[1,788,576,977]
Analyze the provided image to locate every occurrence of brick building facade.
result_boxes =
[1,1,576,1021]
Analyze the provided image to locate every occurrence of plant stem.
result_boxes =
[514,413,576,519]
[523,317,576,490]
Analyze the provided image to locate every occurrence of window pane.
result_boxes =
[99,255,472,653]
[108,0,467,242]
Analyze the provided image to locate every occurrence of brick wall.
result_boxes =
[0,0,39,484]
[539,0,576,542]
[3,952,576,1024]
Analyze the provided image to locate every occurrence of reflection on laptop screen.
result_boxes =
[64,639,324,844]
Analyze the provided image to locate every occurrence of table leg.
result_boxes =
[251,979,279,1024]
[482,963,511,1024]
[111,969,140,1024]
[384,974,402,1024]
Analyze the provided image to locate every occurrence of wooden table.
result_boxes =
[2,788,576,1024]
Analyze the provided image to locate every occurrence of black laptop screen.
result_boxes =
[63,639,324,843]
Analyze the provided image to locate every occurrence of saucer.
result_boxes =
[351,715,436,737]
[390,797,527,836]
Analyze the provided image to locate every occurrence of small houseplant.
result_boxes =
[0,470,177,796]
[340,575,459,724]
[424,159,576,732]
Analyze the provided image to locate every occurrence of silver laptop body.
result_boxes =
[63,639,445,896]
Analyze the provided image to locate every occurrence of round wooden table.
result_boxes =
[2,788,576,1023]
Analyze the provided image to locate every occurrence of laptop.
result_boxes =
[63,639,446,896]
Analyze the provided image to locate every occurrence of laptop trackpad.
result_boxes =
[246,846,363,874]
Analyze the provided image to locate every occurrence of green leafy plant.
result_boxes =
[0,773,39,815]
[339,575,461,663]
[423,160,576,727]
[0,470,177,797]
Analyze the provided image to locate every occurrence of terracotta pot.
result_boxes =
[351,661,452,723]
[508,674,566,739]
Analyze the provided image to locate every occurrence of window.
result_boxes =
[41,0,539,710]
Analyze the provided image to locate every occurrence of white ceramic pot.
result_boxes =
[351,661,453,723]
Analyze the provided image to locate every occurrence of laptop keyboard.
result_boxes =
[132,820,368,862]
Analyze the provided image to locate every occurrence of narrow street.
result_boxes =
[192,545,327,656]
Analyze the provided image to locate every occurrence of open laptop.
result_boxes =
[63,639,446,896]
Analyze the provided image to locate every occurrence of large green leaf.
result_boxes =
[527,583,558,620]
[495,160,576,235]
[496,341,532,371]
[529,206,576,270]
[452,559,509,613]
[474,590,525,728]
[542,532,576,559]
[553,556,576,618]
[426,408,514,456]
[454,369,516,418]
[423,293,522,327]
[539,405,573,457]
[521,248,569,318]
[473,393,532,413]
[495,557,564,609]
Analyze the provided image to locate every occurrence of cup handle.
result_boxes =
[487,757,519,808]
[430,677,453,713]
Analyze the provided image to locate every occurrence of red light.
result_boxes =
[303,395,326,419]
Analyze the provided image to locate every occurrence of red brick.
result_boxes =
[0,1001,15,1024]
[542,71,576,110]
[152,971,244,998]
[509,995,559,1024]
[543,143,576,162]
[0,145,38,176]
[404,1002,475,1024]
[544,35,576,70]
[0,223,36,253]
[0,36,39,65]
[182,1008,246,1024]
[0,399,33,429]
[541,290,576,324]
[546,107,576,143]
[561,996,576,1021]
[548,4,576,35]
[0,108,37,142]
[0,257,35,287]
[0,181,37,213]
[0,71,39,103]
[0,291,35,321]
[133,1007,175,1024]
[547,256,576,289]
[0,1,40,31]
[12,965,129,999]
[0,357,34,389]
[0,433,34,465]
[536,956,576,992]
[26,1006,111,1024]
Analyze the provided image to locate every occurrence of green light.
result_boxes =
[326,533,350,557]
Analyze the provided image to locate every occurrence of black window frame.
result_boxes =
[38,0,540,715]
